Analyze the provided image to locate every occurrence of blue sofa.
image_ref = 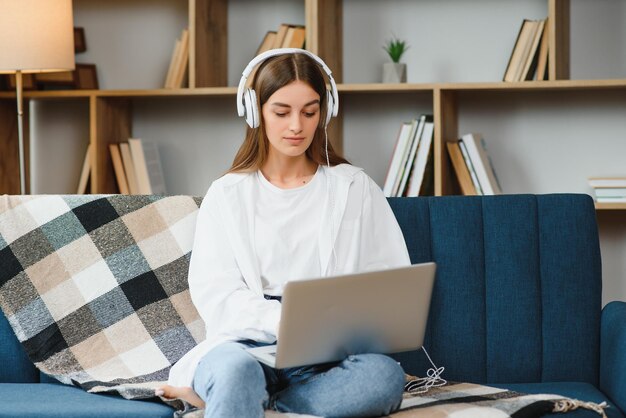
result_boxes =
[388,194,625,418]
[0,193,624,418]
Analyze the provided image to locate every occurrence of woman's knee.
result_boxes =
[193,344,268,417]
[194,343,265,394]
[348,354,405,410]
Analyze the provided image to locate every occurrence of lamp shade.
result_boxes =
[0,0,75,74]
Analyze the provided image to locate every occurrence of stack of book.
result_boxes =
[588,177,626,203]
[446,133,502,196]
[164,28,190,89]
[76,137,166,197]
[503,18,549,82]
[256,24,306,55]
[108,138,167,195]
[383,114,434,197]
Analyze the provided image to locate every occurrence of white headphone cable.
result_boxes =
[325,125,338,276]
[404,346,447,394]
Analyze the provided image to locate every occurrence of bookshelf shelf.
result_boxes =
[95,87,239,98]
[337,83,437,94]
[3,78,624,102]
[0,90,94,100]
[595,203,626,211]
[0,87,239,100]
[441,79,626,92]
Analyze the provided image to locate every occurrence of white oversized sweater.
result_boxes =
[168,164,411,387]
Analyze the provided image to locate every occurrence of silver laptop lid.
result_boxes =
[274,262,436,368]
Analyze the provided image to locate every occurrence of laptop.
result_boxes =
[247,262,436,369]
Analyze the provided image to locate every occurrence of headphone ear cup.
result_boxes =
[244,89,259,128]
[325,91,334,127]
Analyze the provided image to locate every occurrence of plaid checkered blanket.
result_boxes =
[396,380,607,418]
[175,381,607,418]
[0,194,204,400]
[0,195,609,418]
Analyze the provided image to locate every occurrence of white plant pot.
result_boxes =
[382,62,407,83]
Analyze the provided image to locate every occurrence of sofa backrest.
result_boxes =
[389,194,602,386]
[0,309,39,383]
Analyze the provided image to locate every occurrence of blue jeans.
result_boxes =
[192,340,405,418]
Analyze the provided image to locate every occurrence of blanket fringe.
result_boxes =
[553,399,608,418]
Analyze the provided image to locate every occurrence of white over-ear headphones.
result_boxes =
[236,48,339,129]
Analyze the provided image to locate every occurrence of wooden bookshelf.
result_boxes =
[1,0,624,201]
[3,75,625,196]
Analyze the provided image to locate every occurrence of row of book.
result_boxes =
[110,139,167,195]
[163,23,305,89]
[447,133,502,195]
[256,24,306,55]
[164,28,190,89]
[76,139,166,195]
[588,177,626,203]
[503,18,549,82]
[383,114,435,197]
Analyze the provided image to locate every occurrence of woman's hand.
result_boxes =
[155,385,206,409]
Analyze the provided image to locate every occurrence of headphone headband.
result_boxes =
[236,48,339,123]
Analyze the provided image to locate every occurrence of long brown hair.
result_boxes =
[228,53,349,173]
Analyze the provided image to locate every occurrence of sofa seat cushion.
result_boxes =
[492,382,622,418]
[0,383,174,418]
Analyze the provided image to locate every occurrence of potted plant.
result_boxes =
[382,35,409,83]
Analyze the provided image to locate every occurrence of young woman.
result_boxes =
[157,49,411,417]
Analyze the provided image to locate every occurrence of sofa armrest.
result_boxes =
[600,300,626,412]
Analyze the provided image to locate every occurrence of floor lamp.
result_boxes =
[0,0,75,194]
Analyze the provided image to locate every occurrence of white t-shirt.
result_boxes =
[254,165,326,296]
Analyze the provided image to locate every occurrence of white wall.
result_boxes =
[29,0,626,304]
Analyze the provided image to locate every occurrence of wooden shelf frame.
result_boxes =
[549,0,570,80]
[92,97,133,194]
[190,0,227,87]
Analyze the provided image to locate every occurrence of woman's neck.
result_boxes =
[260,156,318,188]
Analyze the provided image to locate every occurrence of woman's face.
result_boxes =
[261,80,321,160]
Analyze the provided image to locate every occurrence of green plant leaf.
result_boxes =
[383,36,409,63]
